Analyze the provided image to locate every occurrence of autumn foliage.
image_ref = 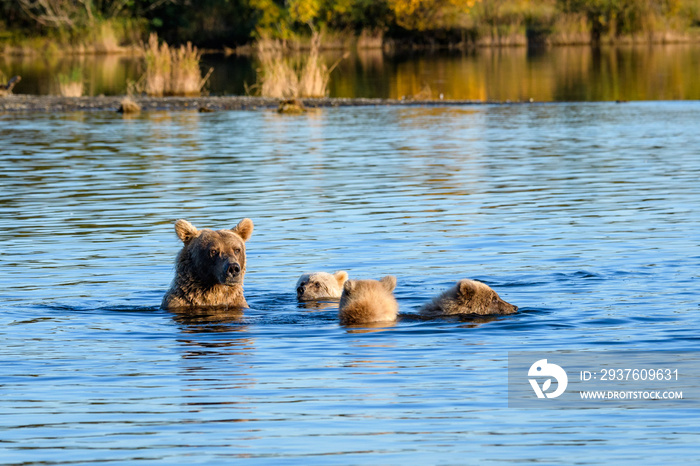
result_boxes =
[2,0,700,50]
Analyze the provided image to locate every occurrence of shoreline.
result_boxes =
[3,29,700,57]
[4,34,700,58]
[0,95,513,113]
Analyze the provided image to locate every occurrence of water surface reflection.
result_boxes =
[3,44,700,100]
[0,104,699,463]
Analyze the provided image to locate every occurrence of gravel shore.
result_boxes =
[0,95,497,113]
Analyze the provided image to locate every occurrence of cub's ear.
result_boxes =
[457,280,477,298]
[232,218,254,242]
[334,271,349,286]
[343,280,356,294]
[380,275,397,292]
[174,219,198,244]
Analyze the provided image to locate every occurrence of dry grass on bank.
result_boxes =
[253,33,345,99]
[140,34,213,96]
[57,68,84,97]
[118,96,141,114]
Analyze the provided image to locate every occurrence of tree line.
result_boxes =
[1,0,698,49]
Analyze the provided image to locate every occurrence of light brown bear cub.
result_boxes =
[420,279,517,317]
[338,276,399,325]
[162,218,254,310]
[296,271,349,300]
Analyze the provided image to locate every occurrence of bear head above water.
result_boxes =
[162,218,254,310]
[296,270,349,301]
[420,279,517,317]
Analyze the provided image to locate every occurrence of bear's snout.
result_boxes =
[218,260,243,286]
[297,285,305,296]
[227,262,241,277]
[500,302,518,314]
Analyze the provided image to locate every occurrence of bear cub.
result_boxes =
[420,279,517,317]
[338,276,399,325]
[296,270,349,300]
[162,218,254,310]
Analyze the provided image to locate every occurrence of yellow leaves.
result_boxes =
[388,0,481,30]
[288,0,322,25]
[388,0,480,17]
[663,0,682,16]
[250,0,284,29]
[251,0,485,36]
[330,0,355,15]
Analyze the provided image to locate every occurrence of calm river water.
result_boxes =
[1,103,699,464]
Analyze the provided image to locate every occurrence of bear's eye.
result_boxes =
[209,249,219,258]
[492,296,498,303]
[234,248,242,255]
[314,283,321,288]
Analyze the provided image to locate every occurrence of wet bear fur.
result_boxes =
[162,218,253,310]
[338,276,399,325]
[420,279,517,317]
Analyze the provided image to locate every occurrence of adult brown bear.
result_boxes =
[162,218,253,310]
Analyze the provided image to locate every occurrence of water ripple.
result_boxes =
[1,103,699,464]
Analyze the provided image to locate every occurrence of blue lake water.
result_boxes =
[1,103,699,464]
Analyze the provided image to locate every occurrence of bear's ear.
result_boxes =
[232,218,254,242]
[457,280,477,298]
[379,275,397,292]
[334,271,349,286]
[174,219,198,244]
[343,280,355,295]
